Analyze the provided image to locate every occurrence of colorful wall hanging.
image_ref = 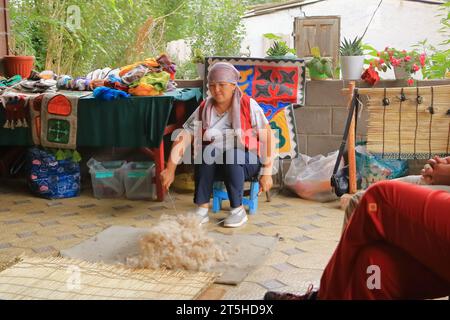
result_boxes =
[29,93,79,149]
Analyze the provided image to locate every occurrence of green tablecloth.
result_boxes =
[0,88,201,148]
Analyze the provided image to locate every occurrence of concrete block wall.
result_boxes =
[294,80,367,157]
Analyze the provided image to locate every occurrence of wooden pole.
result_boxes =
[347,81,357,194]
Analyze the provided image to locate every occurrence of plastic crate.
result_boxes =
[124,161,156,200]
[87,158,126,199]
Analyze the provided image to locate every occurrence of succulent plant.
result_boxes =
[306,57,333,78]
[340,37,364,56]
[264,33,297,58]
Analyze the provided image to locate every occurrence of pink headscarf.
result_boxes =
[200,62,243,132]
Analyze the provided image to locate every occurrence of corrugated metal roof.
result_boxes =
[244,0,323,18]
[244,0,445,18]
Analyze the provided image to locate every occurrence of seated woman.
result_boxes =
[265,179,450,299]
[160,62,275,228]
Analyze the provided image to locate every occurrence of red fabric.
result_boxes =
[198,94,257,151]
[318,180,450,299]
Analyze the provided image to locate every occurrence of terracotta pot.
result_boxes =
[3,55,35,78]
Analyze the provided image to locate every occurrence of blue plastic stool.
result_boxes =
[212,180,259,215]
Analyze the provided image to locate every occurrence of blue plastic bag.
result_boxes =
[27,147,80,199]
[356,144,408,189]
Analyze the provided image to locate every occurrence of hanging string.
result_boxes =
[382,87,388,158]
[446,122,450,156]
[398,88,404,160]
[360,0,383,40]
[414,86,419,159]
[428,86,434,159]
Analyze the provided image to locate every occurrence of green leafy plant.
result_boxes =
[363,44,428,85]
[264,33,296,57]
[188,0,247,58]
[305,47,333,79]
[191,48,205,64]
[412,40,449,79]
[7,6,35,57]
[412,2,449,79]
[9,0,246,78]
[340,37,363,56]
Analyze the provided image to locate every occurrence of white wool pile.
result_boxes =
[128,213,227,271]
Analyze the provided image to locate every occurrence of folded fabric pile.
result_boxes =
[1,54,177,99]
[0,75,22,93]
[93,86,130,101]
[128,71,171,96]
[57,67,119,91]
[114,54,177,96]
[18,79,57,93]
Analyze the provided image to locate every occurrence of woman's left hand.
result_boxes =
[258,175,273,195]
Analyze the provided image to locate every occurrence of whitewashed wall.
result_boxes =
[242,0,446,58]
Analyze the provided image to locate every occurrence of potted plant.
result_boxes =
[263,33,297,59]
[305,47,333,80]
[339,37,365,80]
[365,46,426,85]
[191,48,205,80]
[4,32,35,79]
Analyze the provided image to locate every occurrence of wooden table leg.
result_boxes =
[140,100,189,202]
[153,141,165,201]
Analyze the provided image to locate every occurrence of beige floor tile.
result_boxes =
[0,179,345,300]
[287,252,331,270]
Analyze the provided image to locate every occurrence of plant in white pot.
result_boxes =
[263,33,297,59]
[339,37,365,80]
[191,48,205,80]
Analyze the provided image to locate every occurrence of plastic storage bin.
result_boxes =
[124,161,156,200]
[87,158,126,198]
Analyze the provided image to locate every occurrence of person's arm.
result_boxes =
[167,129,193,171]
[258,123,276,194]
[160,129,193,191]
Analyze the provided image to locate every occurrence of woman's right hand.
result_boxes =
[160,168,175,191]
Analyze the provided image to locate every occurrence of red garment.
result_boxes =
[318,180,450,299]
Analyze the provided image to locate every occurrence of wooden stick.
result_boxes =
[346,81,357,194]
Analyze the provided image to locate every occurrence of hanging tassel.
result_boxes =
[72,150,82,163]
[55,149,65,161]
[64,149,72,160]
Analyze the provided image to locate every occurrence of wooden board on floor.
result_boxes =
[196,286,227,300]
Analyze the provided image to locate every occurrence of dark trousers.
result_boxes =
[194,148,261,208]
